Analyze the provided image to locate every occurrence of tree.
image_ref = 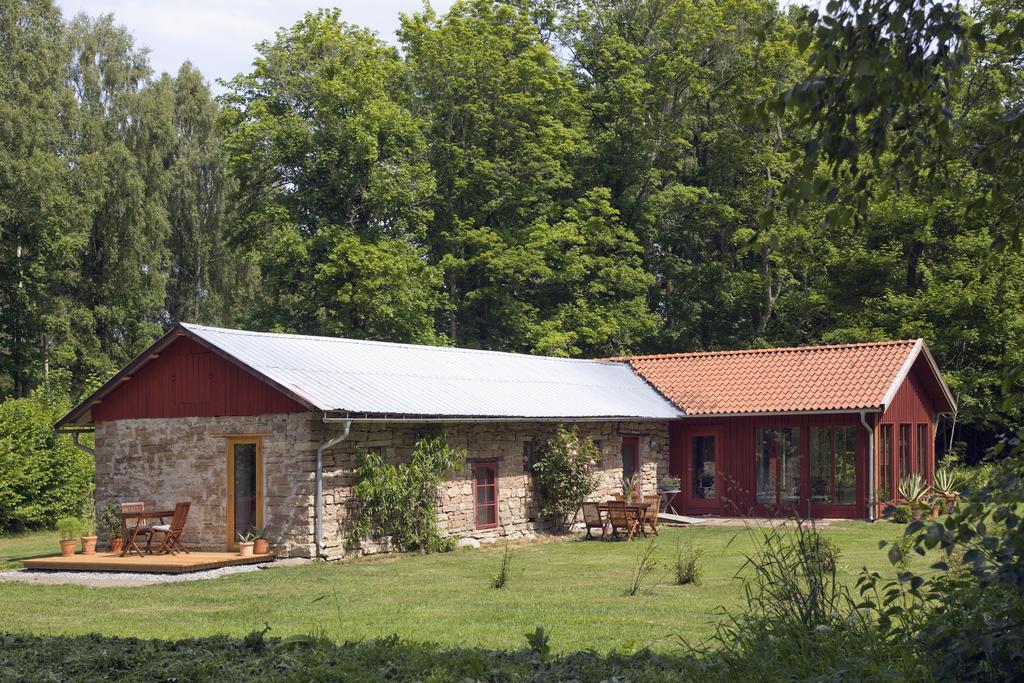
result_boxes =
[0,0,79,397]
[401,0,656,356]
[164,62,238,326]
[67,12,173,377]
[221,10,442,343]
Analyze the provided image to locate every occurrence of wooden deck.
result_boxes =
[21,551,274,574]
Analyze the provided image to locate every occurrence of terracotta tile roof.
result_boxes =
[613,340,921,415]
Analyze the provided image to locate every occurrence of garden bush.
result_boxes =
[531,425,601,531]
[0,392,93,533]
[349,435,465,553]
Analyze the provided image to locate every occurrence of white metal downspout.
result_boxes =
[860,411,876,522]
[315,417,352,559]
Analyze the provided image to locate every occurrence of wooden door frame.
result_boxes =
[226,435,264,550]
[683,427,723,513]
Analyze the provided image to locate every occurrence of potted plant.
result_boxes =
[98,502,124,553]
[659,476,681,493]
[251,526,269,555]
[933,468,960,513]
[80,519,98,555]
[898,474,930,520]
[618,473,640,503]
[56,517,80,557]
[237,530,256,557]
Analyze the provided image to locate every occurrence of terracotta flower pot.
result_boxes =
[238,542,254,558]
[253,539,269,555]
[944,494,958,514]
[81,535,97,555]
[111,537,124,553]
[60,539,77,557]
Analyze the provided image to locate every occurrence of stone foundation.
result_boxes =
[95,414,670,560]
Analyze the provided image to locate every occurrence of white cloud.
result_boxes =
[56,1,454,90]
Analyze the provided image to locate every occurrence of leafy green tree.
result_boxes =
[0,392,94,531]
[221,10,442,343]
[164,62,239,326]
[67,12,173,375]
[0,0,80,397]
[401,0,656,356]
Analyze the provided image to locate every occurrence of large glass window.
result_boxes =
[810,426,857,505]
[916,424,929,476]
[899,424,912,481]
[879,424,894,500]
[473,462,498,529]
[691,435,716,500]
[756,427,801,506]
[621,437,639,482]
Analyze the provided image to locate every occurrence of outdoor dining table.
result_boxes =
[596,500,651,539]
[117,509,175,557]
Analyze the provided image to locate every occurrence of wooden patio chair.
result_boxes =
[581,501,606,540]
[119,501,154,556]
[606,501,639,540]
[147,502,191,555]
[642,495,661,536]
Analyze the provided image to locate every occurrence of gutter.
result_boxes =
[72,431,96,456]
[315,415,352,559]
[860,410,875,522]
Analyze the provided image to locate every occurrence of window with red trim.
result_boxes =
[916,424,929,476]
[473,462,498,529]
[898,424,912,482]
[879,424,894,500]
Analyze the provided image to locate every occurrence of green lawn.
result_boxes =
[0,529,59,570]
[0,522,916,653]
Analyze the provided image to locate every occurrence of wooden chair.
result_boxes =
[147,502,191,555]
[119,501,153,556]
[643,495,661,536]
[606,501,639,540]
[581,502,606,540]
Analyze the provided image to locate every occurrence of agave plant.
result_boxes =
[898,473,930,505]
[933,468,960,497]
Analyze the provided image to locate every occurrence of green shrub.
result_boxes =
[673,540,703,585]
[892,505,912,524]
[350,435,465,553]
[490,542,512,589]
[531,426,601,532]
[55,517,80,541]
[0,393,94,533]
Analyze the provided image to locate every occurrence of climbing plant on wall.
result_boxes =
[349,435,466,553]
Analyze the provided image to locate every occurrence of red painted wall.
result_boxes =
[669,413,869,519]
[91,336,308,422]
[876,358,938,503]
[666,356,943,519]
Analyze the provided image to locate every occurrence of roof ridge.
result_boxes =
[181,322,627,367]
[609,339,920,362]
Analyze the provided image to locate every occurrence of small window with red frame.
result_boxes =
[473,462,498,529]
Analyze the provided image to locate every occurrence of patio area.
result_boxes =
[21,551,274,574]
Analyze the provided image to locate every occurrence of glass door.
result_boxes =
[685,430,721,513]
[227,437,263,549]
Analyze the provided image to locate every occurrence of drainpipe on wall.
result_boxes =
[71,431,96,457]
[860,411,875,522]
[315,417,352,559]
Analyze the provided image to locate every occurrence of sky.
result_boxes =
[55,1,455,92]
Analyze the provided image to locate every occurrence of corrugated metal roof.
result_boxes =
[179,324,682,419]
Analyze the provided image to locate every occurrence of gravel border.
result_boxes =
[0,563,267,588]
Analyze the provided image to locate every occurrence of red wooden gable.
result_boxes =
[91,336,308,422]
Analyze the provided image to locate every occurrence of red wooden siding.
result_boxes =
[670,413,869,519]
[91,336,307,422]
[667,355,943,520]
[876,357,939,503]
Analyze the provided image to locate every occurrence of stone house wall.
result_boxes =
[95,413,670,560]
